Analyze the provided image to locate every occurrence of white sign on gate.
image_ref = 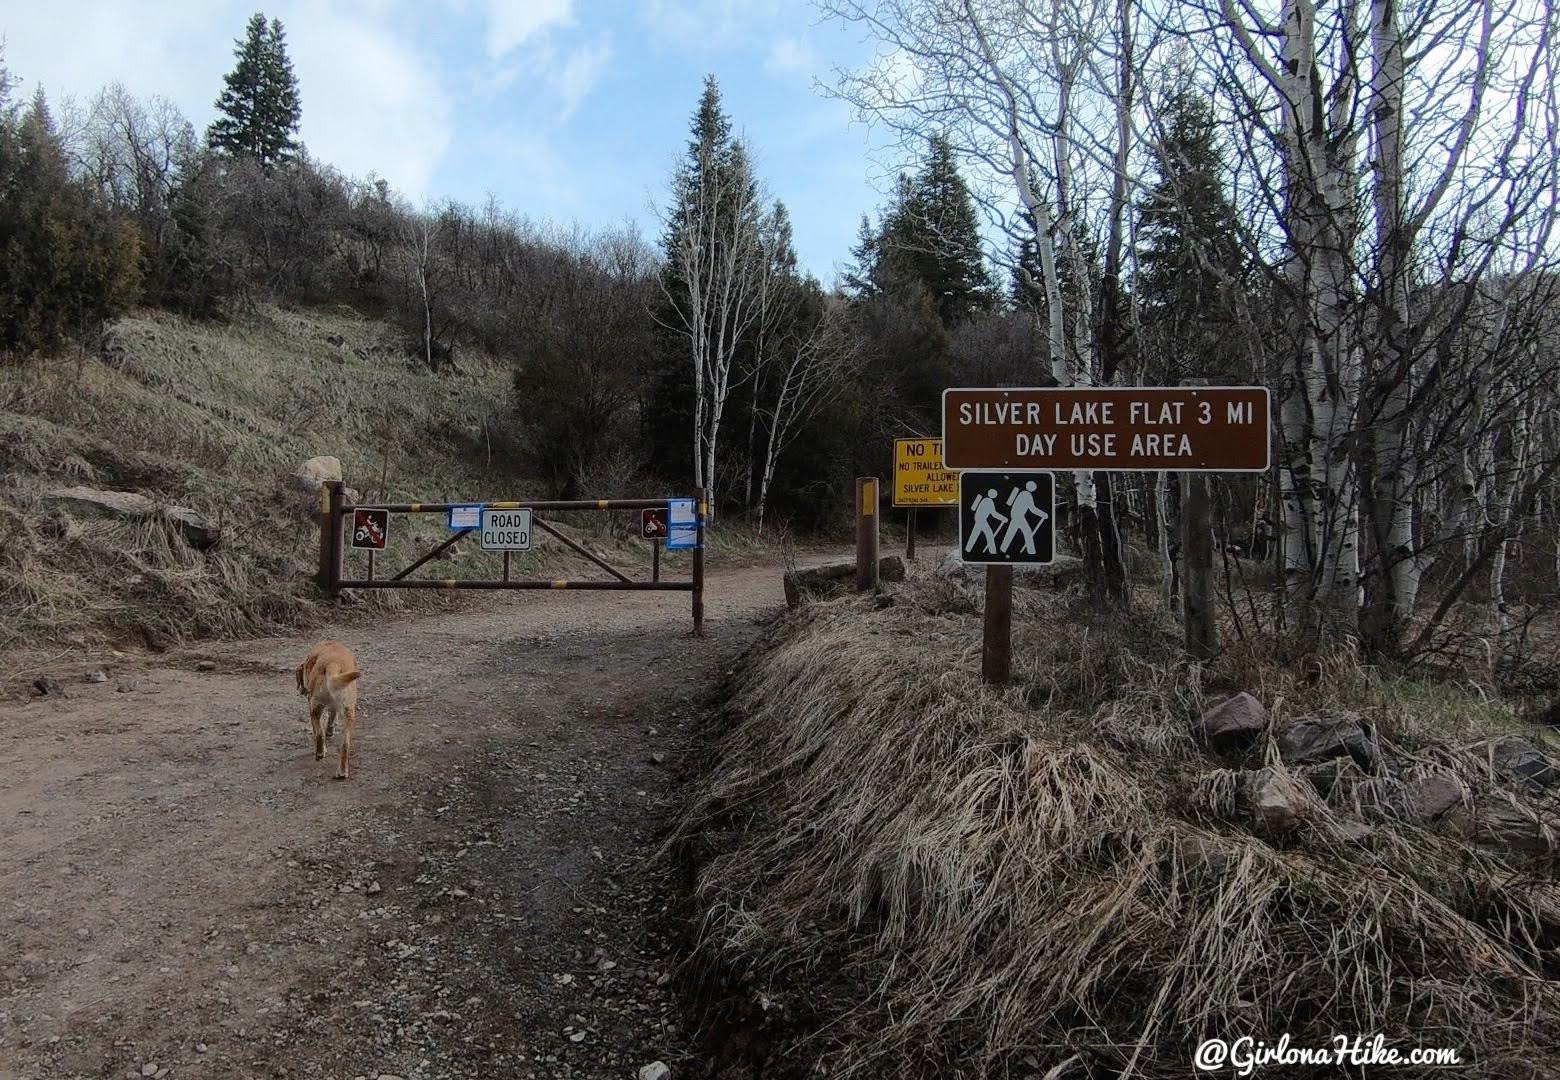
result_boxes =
[480,508,533,550]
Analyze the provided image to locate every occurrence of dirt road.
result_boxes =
[0,558,804,1080]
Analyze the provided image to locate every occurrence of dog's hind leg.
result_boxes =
[325,710,335,739]
[335,705,356,780]
[310,705,324,761]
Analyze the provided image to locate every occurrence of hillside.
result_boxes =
[0,306,654,655]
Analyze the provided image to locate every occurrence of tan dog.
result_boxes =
[294,640,363,779]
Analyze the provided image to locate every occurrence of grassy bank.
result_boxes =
[677,572,1560,1078]
[0,306,670,655]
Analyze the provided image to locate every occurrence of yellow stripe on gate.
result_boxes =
[552,580,569,589]
[490,501,519,509]
[409,503,422,513]
[597,499,609,509]
[444,579,457,588]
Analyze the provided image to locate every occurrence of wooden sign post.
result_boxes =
[983,565,1014,684]
[855,477,880,591]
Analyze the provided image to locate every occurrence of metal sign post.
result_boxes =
[894,437,956,562]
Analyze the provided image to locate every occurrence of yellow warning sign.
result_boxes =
[893,438,958,508]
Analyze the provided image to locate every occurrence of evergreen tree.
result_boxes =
[207,13,301,171]
[0,90,141,354]
[907,134,994,323]
[851,136,994,325]
[1136,86,1246,379]
[646,75,761,485]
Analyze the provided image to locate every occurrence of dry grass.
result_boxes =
[0,306,673,654]
[677,573,1560,1078]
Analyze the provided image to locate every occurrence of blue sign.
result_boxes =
[448,504,483,530]
[666,498,700,550]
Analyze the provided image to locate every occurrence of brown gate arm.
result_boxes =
[390,527,476,582]
[532,517,632,583]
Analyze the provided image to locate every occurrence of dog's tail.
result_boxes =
[330,670,362,690]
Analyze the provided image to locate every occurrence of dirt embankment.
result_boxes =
[0,557,811,1080]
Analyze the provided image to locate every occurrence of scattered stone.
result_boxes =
[783,557,907,608]
[196,660,217,672]
[651,752,667,766]
[85,670,108,684]
[1444,797,1558,855]
[1402,774,1465,821]
[639,1063,671,1080]
[32,676,65,698]
[366,881,382,896]
[45,486,220,550]
[1278,714,1378,771]
[1486,735,1559,792]
[117,680,136,693]
[1202,692,1267,750]
[873,593,896,610]
[1245,767,1310,834]
[196,1043,207,1053]
[141,1064,158,1077]
[289,456,344,493]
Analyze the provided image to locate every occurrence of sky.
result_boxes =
[0,0,899,284]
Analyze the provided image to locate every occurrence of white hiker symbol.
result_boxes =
[1000,480,1049,555]
[966,488,1008,555]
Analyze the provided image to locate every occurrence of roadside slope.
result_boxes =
[0,306,526,652]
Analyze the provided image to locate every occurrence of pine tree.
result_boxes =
[852,136,993,325]
[908,134,994,323]
[207,13,301,171]
[1136,86,1246,380]
[0,90,141,354]
[647,75,763,487]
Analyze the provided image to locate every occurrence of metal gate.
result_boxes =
[316,482,706,633]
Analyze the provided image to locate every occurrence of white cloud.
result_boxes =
[283,6,454,198]
[640,0,787,50]
[764,36,818,80]
[548,38,614,122]
[480,0,576,58]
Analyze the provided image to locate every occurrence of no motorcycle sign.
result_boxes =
[351,507,389,550]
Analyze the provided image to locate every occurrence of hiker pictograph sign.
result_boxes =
[959,471,1054,565]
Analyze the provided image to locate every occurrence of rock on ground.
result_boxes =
[1202,692,1267,750]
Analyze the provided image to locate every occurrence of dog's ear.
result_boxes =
[295,663,306,695]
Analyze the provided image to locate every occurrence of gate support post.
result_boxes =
[318,480,344,597]
[906,507,917,562]
[855,477,880,590]
[692,487,706,636]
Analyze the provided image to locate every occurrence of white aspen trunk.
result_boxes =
[1490,397,1532,640]
[1279,0,1362,641]
[1049,47,1098,512]
[1367,0,1419,638]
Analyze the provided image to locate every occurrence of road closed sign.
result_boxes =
[893,437,958,507]
[480,507,532,550]
[942,386,1270,472]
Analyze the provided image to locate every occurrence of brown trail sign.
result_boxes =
[942,386,1270,472]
